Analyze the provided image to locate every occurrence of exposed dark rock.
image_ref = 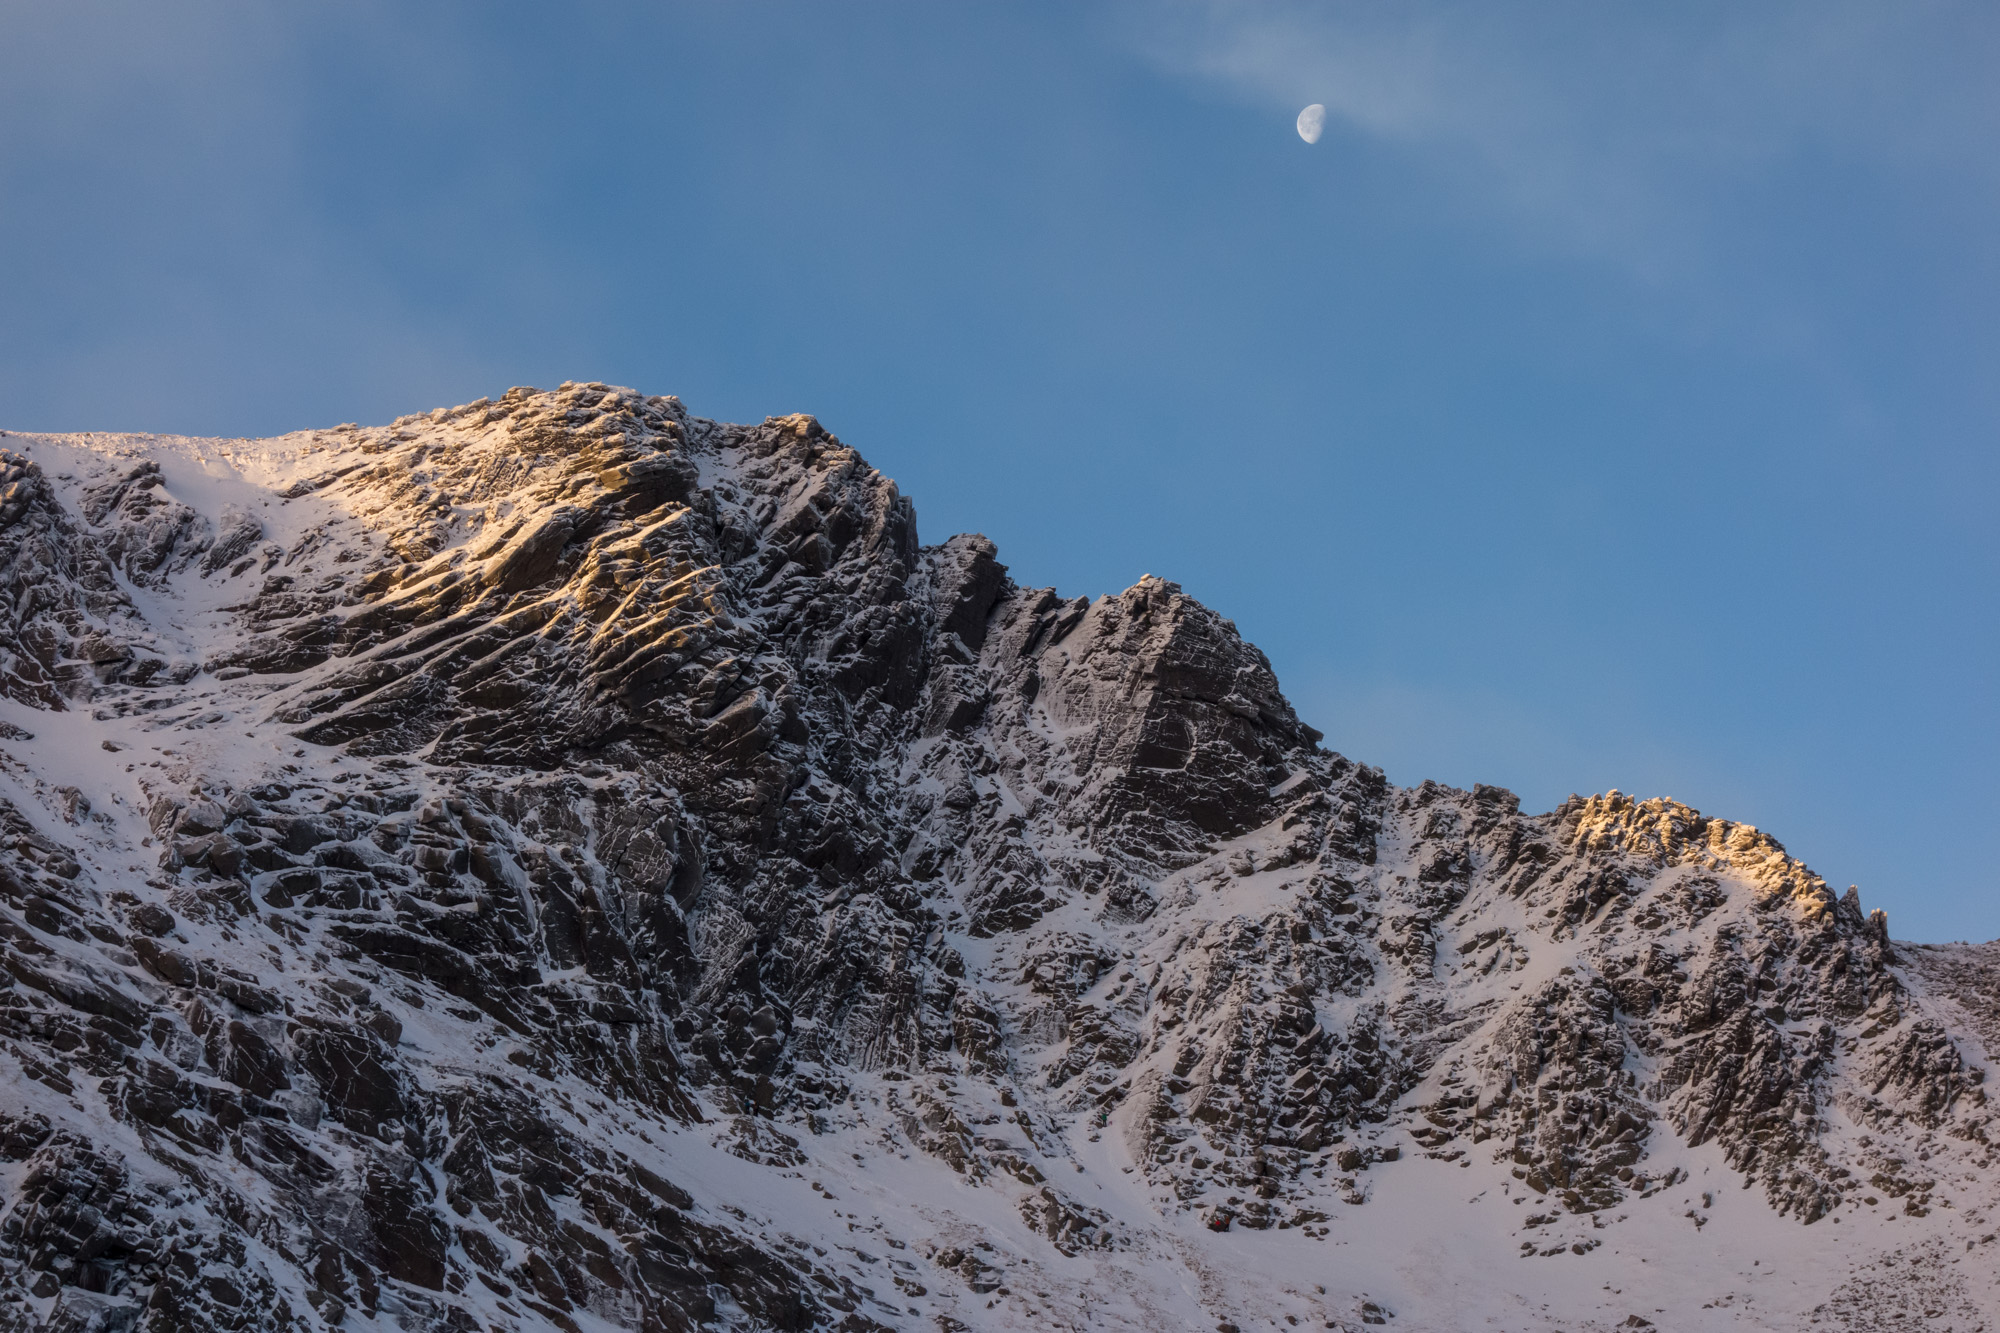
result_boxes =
[0,387,1994,1331]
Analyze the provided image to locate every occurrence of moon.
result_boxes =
[1297,104,1325,144]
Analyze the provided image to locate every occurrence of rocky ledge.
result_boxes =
[0,387,1994,1333]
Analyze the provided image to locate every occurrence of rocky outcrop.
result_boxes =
[0,450,160,705]
[0,388,1995,1331]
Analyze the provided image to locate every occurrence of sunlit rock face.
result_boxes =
[0,386,1994,1333]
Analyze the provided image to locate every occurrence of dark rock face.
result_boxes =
[0,387,1995,1331]
[0,449,182,706]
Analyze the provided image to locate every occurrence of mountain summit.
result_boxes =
[1,384,1995,1332]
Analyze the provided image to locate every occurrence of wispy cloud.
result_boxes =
[1126,1,2000,281]
[0,2,533,433]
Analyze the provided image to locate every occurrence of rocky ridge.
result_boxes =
[0,386,1995,1333]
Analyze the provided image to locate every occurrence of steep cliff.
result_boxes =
[0,386,1994,1333]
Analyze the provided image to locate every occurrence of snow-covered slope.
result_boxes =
[0,385,1995,1333]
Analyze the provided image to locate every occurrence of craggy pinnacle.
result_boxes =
[0,386,1993,1333]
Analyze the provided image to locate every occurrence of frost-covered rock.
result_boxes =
[0,390,1995,1332]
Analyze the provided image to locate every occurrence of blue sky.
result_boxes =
[3,2,1995,940]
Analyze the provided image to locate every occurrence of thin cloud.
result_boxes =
[0,1,540,434]
[1126,1,2000,282]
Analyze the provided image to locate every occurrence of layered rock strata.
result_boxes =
[0,388,1993,1333]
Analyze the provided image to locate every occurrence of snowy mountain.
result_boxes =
[1,383,1995,1333]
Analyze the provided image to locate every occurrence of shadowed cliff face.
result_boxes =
[0,385,1993,1333]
